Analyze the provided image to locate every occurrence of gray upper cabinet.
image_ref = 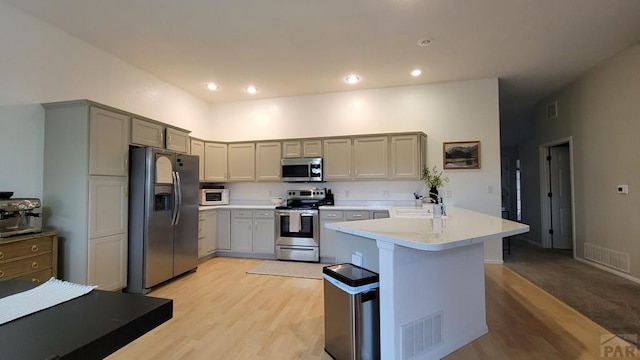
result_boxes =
[131,118,190,154]
[165,127,190,154]
[323,138,352,181]
[228,143,256,181]
[353,136,389,180]
[390,134,427,180]
[131,118,164,148]
[303,140,323,157]
[204,142,228,182]
[282,141,302,158]
[256,142,281,181]
[282,139,322,158]
[89,107,130,176]
[190,139,205,181]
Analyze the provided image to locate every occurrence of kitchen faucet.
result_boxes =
[428,191,447,217]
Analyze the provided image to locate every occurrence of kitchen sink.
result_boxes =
[390,206,446,218]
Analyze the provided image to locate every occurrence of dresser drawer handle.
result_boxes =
[31,245,39,252]
[32,278,40,283]
[0,251,4,260]
[0,270,4,278]
[31,262,39,270]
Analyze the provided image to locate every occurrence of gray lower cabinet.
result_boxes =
[231,210,253,252]
[253,210,275,254]
[320,209,389,262]
[216,210,231,251]
[230,209,275,255]
[320,210,345,262]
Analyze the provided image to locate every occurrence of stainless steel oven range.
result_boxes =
[275,188,326,262]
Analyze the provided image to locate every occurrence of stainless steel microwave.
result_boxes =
[281,158,323,182]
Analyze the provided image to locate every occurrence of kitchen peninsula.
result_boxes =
[325,207,529,360]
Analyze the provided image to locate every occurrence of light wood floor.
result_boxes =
[108,257,631,360]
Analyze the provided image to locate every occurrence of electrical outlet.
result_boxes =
[268,190,273,197]
[383,190,390,198]
[488,185,494,194]
[345,190,350,197]
[351,252,363,266]
[617,185,629,194]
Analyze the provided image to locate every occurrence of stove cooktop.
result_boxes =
[277,188,327,210]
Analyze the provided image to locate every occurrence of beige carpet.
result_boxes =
[247,260,328,280]
[505,237,640,345]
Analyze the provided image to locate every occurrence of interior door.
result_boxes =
[549,145,573,249]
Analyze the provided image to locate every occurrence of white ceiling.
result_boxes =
[4,0,640,145]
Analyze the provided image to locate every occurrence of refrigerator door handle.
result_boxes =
[171,171,179,226]
[175,171,182,225]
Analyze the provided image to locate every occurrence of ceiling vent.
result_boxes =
[546,101,558,119]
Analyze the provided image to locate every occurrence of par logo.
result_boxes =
[600,334,638,358]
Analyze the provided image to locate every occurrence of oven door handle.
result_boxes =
[279,247,315,252]
[276,211,317,217]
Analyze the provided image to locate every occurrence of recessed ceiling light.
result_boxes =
[345,74,360,84]
[205,83,219,91]
[245,86,259,94]
[411,69,422,77]
[417,38,432,47]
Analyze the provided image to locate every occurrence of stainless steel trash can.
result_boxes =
[323,263,380,360]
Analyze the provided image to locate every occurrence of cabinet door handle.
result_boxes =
[159,132,163,143]
[31,262,39,270]
[168,135,172,145]
[31,245,39,252]
[0,270,4,278]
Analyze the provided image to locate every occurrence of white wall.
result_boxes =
[211,80,505,262]
[521,44,640,280]
[0,2,212,198]
[0,105,44,197]
[0,2,505,262]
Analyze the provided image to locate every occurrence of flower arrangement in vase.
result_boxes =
[421,165,449,203]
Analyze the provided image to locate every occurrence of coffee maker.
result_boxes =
[0,195,42,238]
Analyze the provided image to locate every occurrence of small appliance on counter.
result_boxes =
[325,189,335,205]
[0,195,42,238]
[199,186,229,206]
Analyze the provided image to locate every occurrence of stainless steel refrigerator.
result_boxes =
[126,146,199,294]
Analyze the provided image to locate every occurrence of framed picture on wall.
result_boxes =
[443,141,481,169]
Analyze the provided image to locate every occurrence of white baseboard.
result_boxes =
[484,259,504,264]
[575,257,640,285]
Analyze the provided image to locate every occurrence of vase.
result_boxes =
[429,187,439,204]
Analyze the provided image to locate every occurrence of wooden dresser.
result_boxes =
[0,231,58,283]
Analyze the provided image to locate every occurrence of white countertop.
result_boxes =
[318,205,390,211]
[199,204,276,211]
[199,204,393,211]
[324,207,529,251]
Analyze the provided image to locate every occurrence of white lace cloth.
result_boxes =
[0,277,96,325]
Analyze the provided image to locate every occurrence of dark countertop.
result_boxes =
[0,280,173,360]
